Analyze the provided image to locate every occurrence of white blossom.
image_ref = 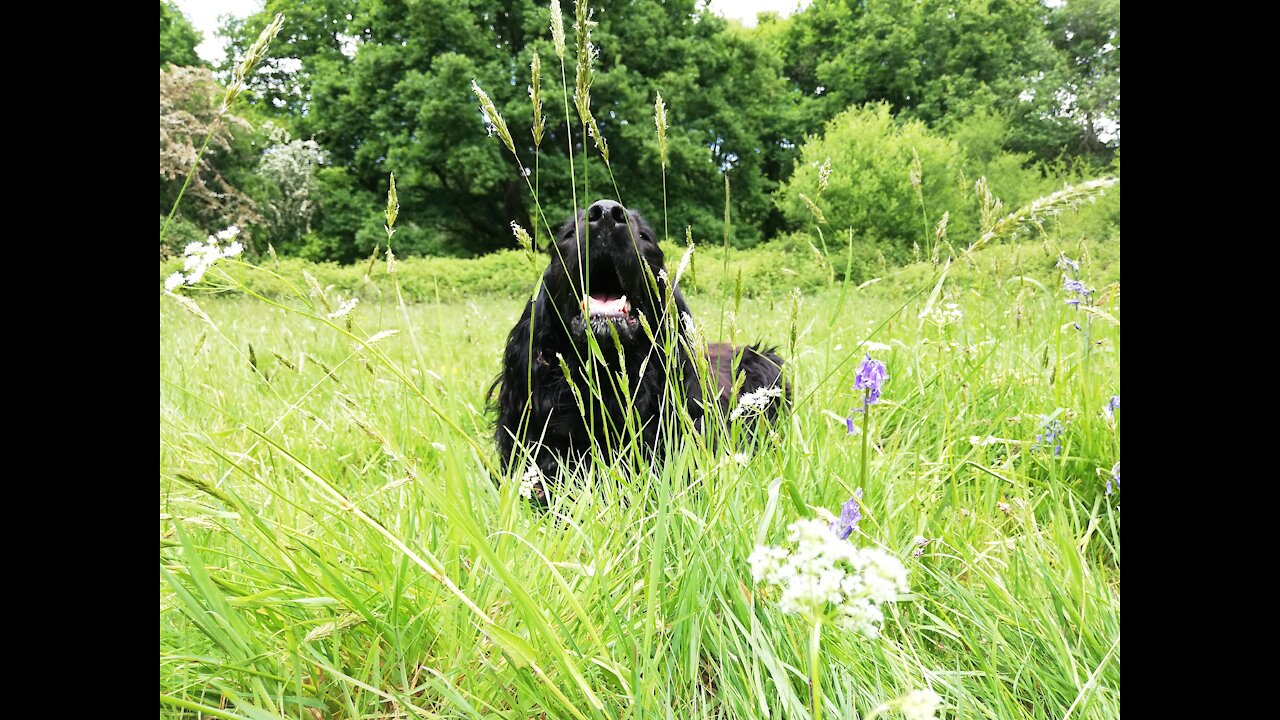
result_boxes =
[729,385,783,421]
[898,688,942,720]
[748,518,909,638]
[518,464,542,499]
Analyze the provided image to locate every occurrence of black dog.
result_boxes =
[490,199,787,502]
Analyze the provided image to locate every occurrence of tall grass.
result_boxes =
[161,233,1119,718]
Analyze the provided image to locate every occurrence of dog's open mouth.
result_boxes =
[577,255,641,329]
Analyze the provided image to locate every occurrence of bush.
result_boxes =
[776,102,978,264]
[159,214,206,259]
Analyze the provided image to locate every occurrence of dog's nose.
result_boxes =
[587,199,627,227]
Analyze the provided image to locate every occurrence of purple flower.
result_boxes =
[830,489,863,540]
[852,354,888,411]
[1056,254,1080,276]
[1063,276,1090,296]
[846,416,856,434]
[1104,395,1120,420]
[1106,461,1120,495]
[1033,416,1065,456]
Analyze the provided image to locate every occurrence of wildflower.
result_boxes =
[165,228,245,289]
[328,297,358,320]
[897,688,943,720]
[518,464,541,499]
[1063,275,1092,307]
[1107,461,1120,496]
[830,490,863,539]
[918,303,963,326]
[1056,253,1080,275]
[997,501,1011,515]
[852,354,888,411]
[1033,416,1065,455]
[729,385,783,421]
[1104,395,1120,421]
[732,452,749,466]
[748,518,908,638]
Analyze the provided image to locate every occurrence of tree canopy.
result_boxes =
[161,0,1119,261]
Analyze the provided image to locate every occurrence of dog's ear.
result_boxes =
[493,296,536,471]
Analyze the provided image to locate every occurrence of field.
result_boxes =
[160,236,1120,719]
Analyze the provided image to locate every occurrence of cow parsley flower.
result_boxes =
[918,303,963,326]
[747,518,908,638]
[518,464,541,499]
[897,688,943,720]
[164,227,247,290]
[729,385,783,421]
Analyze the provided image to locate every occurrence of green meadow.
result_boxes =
[160,233,1120,718]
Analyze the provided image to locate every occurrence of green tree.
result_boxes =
[781,0,1110,164]
[159,1,203,68]
[224,0,807,258]
[1041,0,1119,159]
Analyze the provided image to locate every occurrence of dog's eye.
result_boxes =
[639,232,651,243]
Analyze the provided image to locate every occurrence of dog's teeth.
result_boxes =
[620,295,629,313]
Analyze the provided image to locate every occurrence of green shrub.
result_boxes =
[777,102,978,264]
[159,214,207,259]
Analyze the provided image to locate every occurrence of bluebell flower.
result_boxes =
[1056,254,1080,276]
[830,489,864,540]
[1063,277,1090,296]
[1034,416,1065,456]
[852,354,888,412]
[1106,461,1120,495]
[1104,395,1120,420]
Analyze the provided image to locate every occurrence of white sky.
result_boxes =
[172,1,810,64]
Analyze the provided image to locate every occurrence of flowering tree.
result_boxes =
[159,65,260,250]
[256,125,329,250]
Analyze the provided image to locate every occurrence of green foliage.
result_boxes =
[159,213,205,258]
[159,1,202,68]
[777,103,976,264]
[781,0,1117,164]
[224,0,812,257]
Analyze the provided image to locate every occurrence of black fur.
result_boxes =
[489,200,788,502]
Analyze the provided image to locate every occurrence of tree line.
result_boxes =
[160,0,1119,264]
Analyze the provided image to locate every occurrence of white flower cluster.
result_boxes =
[918,303,963,327]
[728,385,783,421]
[165,226,244,291]
[897,688,942,720]
[518,464,542,499]
[748,519,908,637]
